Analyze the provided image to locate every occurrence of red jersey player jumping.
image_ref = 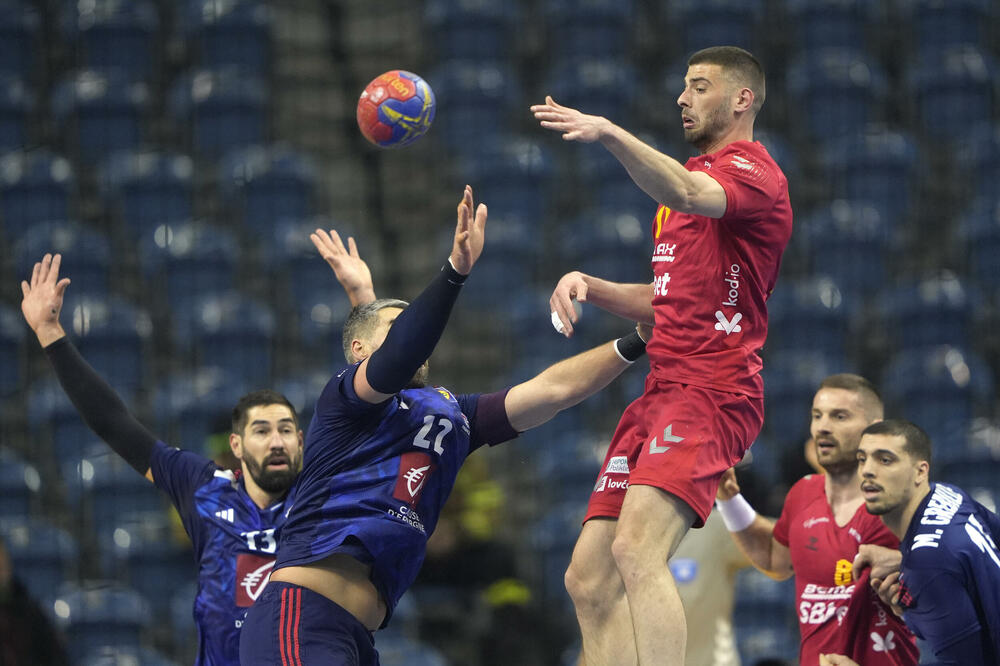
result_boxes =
[533,46,792,665]
[717,374,918,665]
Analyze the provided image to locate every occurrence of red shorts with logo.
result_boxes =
[586,376,764,527]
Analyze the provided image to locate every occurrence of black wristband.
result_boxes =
[443,258,468,285]
[614,330,648,363]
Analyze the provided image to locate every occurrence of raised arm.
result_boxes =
[532,96,727,218]
[21,254,158,480]
[311,228,377,307]
[550,271,654,338]
[504,326,648,432]
[716,468,793,580]
[353,185,487,404]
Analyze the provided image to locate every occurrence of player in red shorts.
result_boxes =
[716,375,918,665]
[533,46,792,664]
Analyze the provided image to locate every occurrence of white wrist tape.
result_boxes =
[717,493,757,532]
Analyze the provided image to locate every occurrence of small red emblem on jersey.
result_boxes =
[392,452,435,506]
[235,553,275,607]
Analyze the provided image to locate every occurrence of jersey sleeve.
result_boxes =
[149,441,217,546]
[902,569,985,663]
[773,476,808,547]
[458,389,519,452]
[703,147,782,222]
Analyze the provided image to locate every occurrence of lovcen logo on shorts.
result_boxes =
[235,553,275,607]
[393,452,436,506]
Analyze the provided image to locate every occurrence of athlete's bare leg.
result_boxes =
[564,518,637,666]
[612,485,695,666]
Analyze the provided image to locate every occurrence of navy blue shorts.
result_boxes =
[240,581,380,666]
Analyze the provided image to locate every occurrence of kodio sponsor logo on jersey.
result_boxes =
[235,553,275,607]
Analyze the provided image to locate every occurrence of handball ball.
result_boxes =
[357,70,436,148]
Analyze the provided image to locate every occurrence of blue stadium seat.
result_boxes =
[51,69,150,165]
[60,0,160,81]
[462,136,553,222]
[531,501,587,609]
[218,144,317,237]
[97,511,193,618]
[0,517,78,601]
[424,0,517,61]
[14,221,112,299]
[879,273,976,351]
[766,276,850,357]
[668,0,764,55]
[562,212,649,285]
[183,0,273,73]
[957,200,1000,287]
[61,295,150,394]
[26,377,125,463]
[0,2,40,79]
[761,351,842,445]
[576,132,664,220]
[534,430,606,504]
[139,222,239,312]
[80,449,168,529]
[51,581,152,663]
[797,199,891,301]
[823,125,919,220]
[785,0,884,51]
[941,456,1000,512]
[953,123,999,201]
[100,150,195,242]
[0,149,75,239]
[427,60,517,153]
[185,291,276,386]
[0,74,31,151]
[882,346,995,462]
[907,45,996,139]
[275,370,330,432]
[787,49,889,145]
[152,367,250,454]
[545,59,638,127]
[898,0,991,50]
[543,0,634,61]
[170,581,198,663]
[169,68,268,158]
[291,286,352,366]
[733,566,799,663]
[0,305,24,398]
[0,448,40,518]
[753,128,800,184]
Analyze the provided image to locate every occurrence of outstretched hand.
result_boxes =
[819,655,860,666]
[531,96,608,143]
[20,253,70,347]
[549,271,589,338]
[310,228,376,307]
[449,185,487,275]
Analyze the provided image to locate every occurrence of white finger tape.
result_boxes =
[551,311,566,334]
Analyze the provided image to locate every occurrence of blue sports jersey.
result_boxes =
[897,482,1000,665]
[150,441,294,666]
[274,362,516,625]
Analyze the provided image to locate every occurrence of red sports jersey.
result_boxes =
[773,474,919,666]
[647,140,792,398]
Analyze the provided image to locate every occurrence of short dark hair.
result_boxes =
[819,373,884,421]
[861,419,932,467]
[232,389,298,435]
[341,298,409,363]
[688,46,766,113]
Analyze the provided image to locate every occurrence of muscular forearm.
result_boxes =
[505,339,634,432]
[580,276,654,324]
[599,123,718,215]
[730,516,792,580]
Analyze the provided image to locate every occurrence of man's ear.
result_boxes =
[350,338,367,363]
[734,87,754,113]
[229,432,243,460]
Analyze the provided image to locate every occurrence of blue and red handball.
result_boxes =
[356,70,436,148]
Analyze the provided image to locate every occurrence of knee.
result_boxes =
[565,557,610,614]
[610,531,642,580]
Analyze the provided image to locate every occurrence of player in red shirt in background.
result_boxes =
[532,46,792,665]
[716,374,919,665]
